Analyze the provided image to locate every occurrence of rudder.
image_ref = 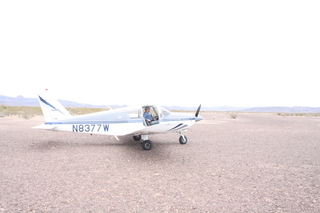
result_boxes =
[37,90,72,122]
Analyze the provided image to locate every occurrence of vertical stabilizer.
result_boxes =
[37,90,72,122]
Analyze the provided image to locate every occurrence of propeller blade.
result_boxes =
[195,104,201,117]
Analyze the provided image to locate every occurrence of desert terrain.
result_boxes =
[0,112,319,212]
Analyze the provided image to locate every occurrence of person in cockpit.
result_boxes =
[143,107,159,125]
[143,107,153,122]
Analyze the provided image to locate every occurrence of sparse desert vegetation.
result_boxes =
[2,105,320,120]
[0,105,108,119]
[0,105,42,119]
[66,107,108,115]
[230,112,238,119]
[276,112,320,117]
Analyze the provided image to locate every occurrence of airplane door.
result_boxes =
[142,105,161,126]
[155,105,162,123]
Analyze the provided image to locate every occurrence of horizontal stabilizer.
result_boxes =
[32,124,57,130]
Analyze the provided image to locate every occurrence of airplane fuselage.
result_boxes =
[33,90,203,150]
[39,106,200,136]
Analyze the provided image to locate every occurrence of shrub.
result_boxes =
[230,113,237,119]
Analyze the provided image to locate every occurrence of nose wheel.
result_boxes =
[179,135,188,144]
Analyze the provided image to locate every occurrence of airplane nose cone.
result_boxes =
[195,115,203,122]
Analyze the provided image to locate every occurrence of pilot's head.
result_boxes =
[145,107,150,112]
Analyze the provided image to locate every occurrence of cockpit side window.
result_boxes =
[128,110,141,118]
[142,106,160,126]
[143,106,157,117]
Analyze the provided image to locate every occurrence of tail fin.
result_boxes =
[37,90,72,122]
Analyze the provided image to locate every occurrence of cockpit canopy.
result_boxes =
[142,105,171,118]
[127,105,171,120]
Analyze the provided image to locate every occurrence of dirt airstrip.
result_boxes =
[0,113,319,212]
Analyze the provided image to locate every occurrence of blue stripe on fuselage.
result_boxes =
[45,120,140,125]
[168,123,183,131]
[44,117,195,125]
[162,118,195,122]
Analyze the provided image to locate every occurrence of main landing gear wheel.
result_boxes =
[133,135,141,141]
[142,140,153,150]
[179,135,188,144]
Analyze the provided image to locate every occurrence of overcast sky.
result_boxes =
[1,1,319,107]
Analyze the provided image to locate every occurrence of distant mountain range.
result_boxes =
[1,95,320,113]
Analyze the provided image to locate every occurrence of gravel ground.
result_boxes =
[0,113,319,212]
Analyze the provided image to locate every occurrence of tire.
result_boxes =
[142,140,153,150]
[133,135,141,141]
[179,136,187,144]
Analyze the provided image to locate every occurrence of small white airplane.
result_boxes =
[33,91,203,150]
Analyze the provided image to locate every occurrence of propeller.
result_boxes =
[195,104,201,117]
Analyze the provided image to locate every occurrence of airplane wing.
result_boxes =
[113,126,147,136]
[103,125,148,141]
